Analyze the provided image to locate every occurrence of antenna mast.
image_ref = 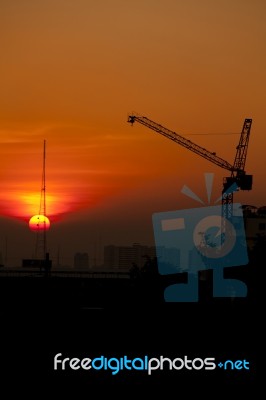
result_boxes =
[35,140,47,260]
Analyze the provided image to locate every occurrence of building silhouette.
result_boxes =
[104,243,156,270]
[74,252,89,269]
[242,205,266,249]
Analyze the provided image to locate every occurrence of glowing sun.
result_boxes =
[29,214,51,231]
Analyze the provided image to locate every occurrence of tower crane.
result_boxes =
[127,114,253,217]
[127,114,253,301]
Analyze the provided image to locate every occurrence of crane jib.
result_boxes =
[128,114,235,172]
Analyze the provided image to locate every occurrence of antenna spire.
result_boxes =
[35,140,48,260]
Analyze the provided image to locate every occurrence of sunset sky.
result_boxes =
[0,0,266,267]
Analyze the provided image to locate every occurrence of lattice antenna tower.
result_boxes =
[35,140,47,260]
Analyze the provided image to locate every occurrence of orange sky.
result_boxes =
[0,0,266,266]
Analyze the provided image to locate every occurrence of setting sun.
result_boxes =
[29,214,51,232]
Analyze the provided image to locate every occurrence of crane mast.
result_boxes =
[232,118,252,172]
[128,113,252,218]
[223,118,252,191]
